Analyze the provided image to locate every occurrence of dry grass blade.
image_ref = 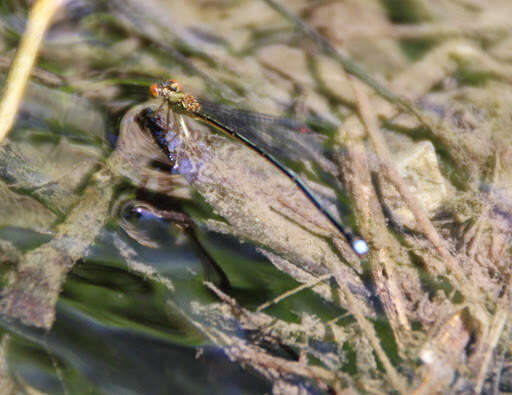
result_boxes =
[255,273,332,312]
[0,0,62,144]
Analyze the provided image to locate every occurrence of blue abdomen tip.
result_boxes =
[352,239,369,256]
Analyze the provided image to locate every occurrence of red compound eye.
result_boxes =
[167,79,181,92]
[149,83,160,97]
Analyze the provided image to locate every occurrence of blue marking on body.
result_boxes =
[352,239,369,256]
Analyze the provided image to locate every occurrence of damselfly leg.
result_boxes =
[150,80,194,169]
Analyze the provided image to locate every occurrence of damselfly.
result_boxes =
[149,79,369,256]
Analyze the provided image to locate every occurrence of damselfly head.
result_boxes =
[150,79,181,98]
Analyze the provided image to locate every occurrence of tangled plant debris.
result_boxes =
[0,0,510,394]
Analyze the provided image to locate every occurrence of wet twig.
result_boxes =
[261,0,424,121]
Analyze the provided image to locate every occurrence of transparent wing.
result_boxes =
[196,100,339,176]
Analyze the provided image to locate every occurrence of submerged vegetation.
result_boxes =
[0,0,511,393]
